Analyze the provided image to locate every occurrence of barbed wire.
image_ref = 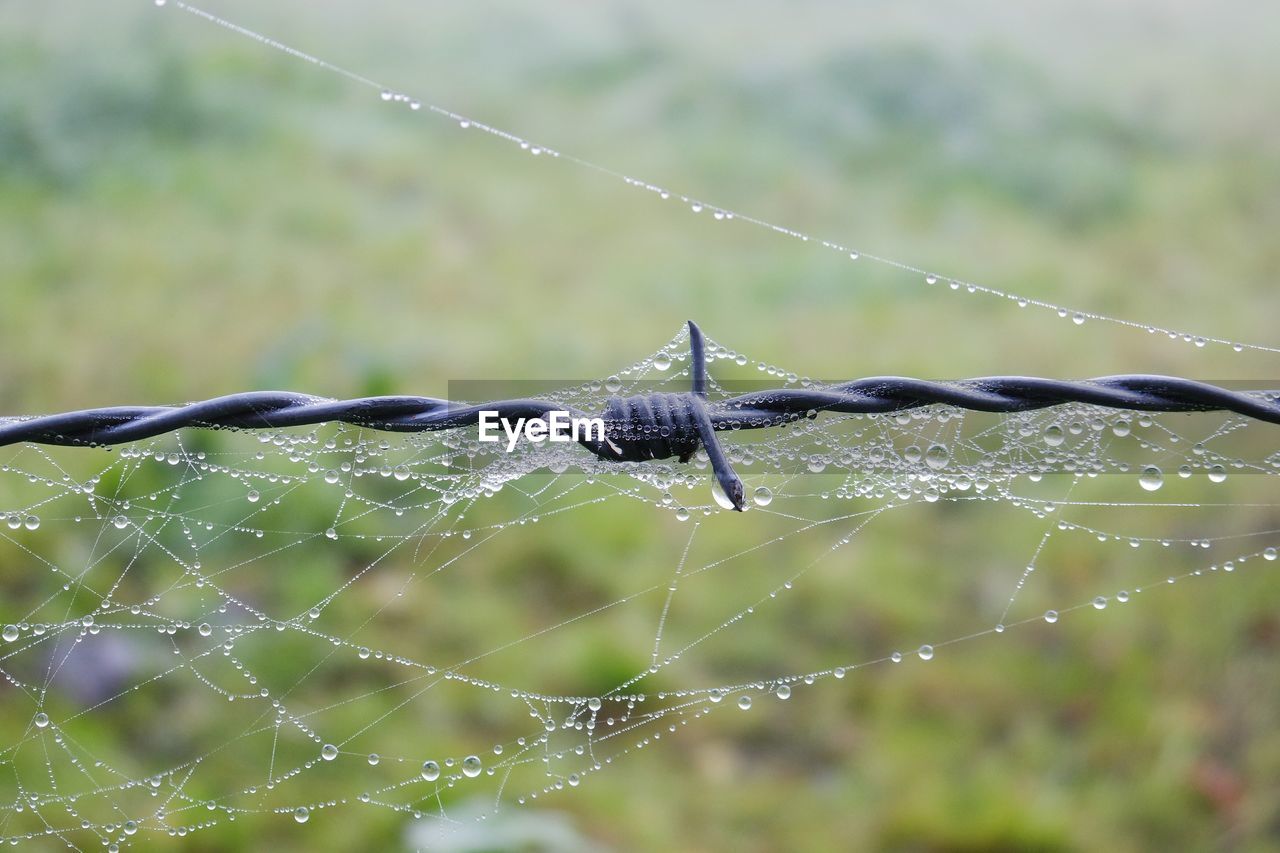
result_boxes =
[2,322,1277,510]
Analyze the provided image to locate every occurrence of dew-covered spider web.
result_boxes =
[2,2,1280,850]
[2,324,1278,848]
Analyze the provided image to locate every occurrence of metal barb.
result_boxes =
[2,322,1278,514]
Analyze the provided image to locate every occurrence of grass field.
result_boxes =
[2,2,1280,850]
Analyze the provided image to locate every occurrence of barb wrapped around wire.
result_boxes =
[2,321,1278,511]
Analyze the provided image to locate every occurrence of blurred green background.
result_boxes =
[2,1,1280,850]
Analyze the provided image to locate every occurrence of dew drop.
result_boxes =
[1264,547,1277,561]
[605,375,622,394]
[34,713,49,729]
[1044,610,1059,623]
[736,695,752,710]
[1043,425,1065,447]
[652,352,672,371]
[2,625,17,643]
[917,645,934,661]
[246,490,260,503]
[293,807,309,824]
[1116,590,1130,603]
[1092,596,1107,610]
[924,444,950,470]
[198,623,212,637]
[1138,466,1163,492]
[420,760,440,781]
[462,755,482,778]
[752,486,773,507]
[775,684,791,700]
[710,480,736,511]
[1207,464,1227,483]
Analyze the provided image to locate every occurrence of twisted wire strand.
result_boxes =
[2,322,1276,509]
[3,377,1276,447]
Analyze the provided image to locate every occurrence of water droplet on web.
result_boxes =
[1043,425,1065,447]
[1044,610,1059,623]
[736,695,752,710]
[924,444,950,470]
[321,744,338,761]
[462,755,482,777]
[198,623,212,637]
[23,515,39,531]
[1117,590,1130,603]
[293,807,309,824]
[421,760,440,781]
[1092,596,1107,610]
[113,516,129,529]
[1264,548,1277,561]
[1138,466,1163,492]
[775,684,791,700]
[34,713,49,729]
[1207,464,1227,483]
[605,376,622,394]
[752,486,773,507]
[917,645,934,660]
[2,625,17,643]
[247,490,260,503]
[652,352,671,371]
[675,508,690,522]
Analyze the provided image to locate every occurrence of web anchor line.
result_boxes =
[2,321,1278,511]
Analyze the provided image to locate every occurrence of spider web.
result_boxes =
[1,3,1278,850]
[1,325,1277,848]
